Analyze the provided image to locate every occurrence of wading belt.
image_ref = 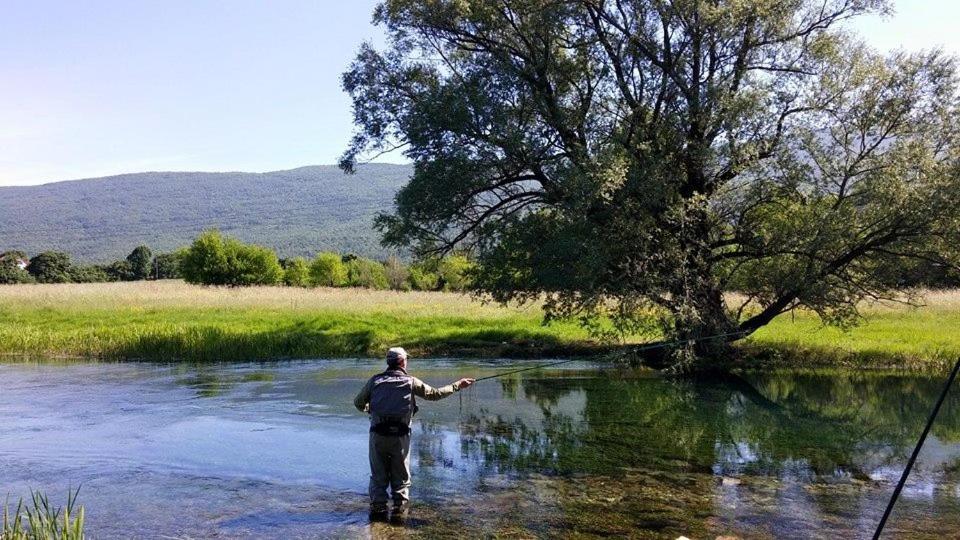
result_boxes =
[370,416,411,437]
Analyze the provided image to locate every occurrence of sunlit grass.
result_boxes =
[0,281,594,360]
[2,489,84,540]
[1,281,958,367]
[745,292,960,370]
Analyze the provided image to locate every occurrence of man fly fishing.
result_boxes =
[354,347,474,521]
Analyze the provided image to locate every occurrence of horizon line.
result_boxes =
[0,162,412,189]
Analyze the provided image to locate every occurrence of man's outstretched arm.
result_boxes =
[354,378,373,412]
[413,377,475,401]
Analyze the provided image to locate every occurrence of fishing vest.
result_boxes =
[368,369,417,436]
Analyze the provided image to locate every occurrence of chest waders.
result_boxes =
[369,369,418,437]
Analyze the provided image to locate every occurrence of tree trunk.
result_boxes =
[673,281,737,362]
[668,204,738,369]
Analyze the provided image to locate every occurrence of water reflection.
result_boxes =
[448,370,960,538]
[0,361,958,538]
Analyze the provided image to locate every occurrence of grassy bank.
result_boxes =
[743,290,960,371]
[0,281,958,368]
[0,281,598,361]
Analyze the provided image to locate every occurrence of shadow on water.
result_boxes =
[439,369,960,538]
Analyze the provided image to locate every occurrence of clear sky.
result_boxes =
[1,0,958,186]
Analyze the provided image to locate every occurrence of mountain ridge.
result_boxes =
[0,164,412,262]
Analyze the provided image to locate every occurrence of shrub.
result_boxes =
[309,252,348,287]
[70,265,111,283]
[437,254,475,292]
[181,230,230,285]
[346,257,389,289]
[26,252,73,283]
[223,242,283,286]
[181,230,282,286]
[126,245,153,280]
[407,263,439,291]
[384,256,410,291]
[283,257,310,287]
[152,251,184,280]
[0,251,34,284]
[0,261,34,284]
[102,260,134,281]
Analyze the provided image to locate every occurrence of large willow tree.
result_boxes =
[341,0,960,365]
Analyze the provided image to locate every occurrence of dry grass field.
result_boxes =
[0,280,536,317]
[1,281,958,368]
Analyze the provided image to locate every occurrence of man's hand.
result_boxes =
[456,378,475,390]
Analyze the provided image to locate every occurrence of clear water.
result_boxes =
[1,360,958,539]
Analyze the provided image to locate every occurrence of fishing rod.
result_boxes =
[873,354,960,539]
[472,329,750,383]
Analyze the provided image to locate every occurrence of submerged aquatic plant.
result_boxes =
[2,489,84,540]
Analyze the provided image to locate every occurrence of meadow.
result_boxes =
[0,281,958,369]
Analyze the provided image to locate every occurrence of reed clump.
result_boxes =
[2,489,84,540]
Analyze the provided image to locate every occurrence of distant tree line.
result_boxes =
[0,246,183,284]
[3,230,958,291]
[179,230,474,291]
[1,229,475,292]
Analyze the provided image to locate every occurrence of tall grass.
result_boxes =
[1,281,959,367]
[2,489,84,540]
[742,291,960,370]
[0,281,597,360]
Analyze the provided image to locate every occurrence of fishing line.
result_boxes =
[471,329,750,383]
[873,354,960,539]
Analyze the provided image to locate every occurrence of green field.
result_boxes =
[1,281,958,369]
[744,290,960,370]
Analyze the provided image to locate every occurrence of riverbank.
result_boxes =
[0,281,958,368]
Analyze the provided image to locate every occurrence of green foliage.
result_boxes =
[102,260,134,282]
[437,254,474,292]
[309,252,348,287]
[0,250,28,265]
[125,245,153,281]
[224,242,283,287]
[342,0,960,366]
[407,263,439,291]
[26,252,73,283]
[69,265,111,283]
[2,489,84,540]
[181,231,229,285]
[0,264,33,284]
[384,255,410,291]
[181,230,282,286]
[0,252,33,284]
[152,251,184,280]
[346,257,389,289]
[283,257,311,287]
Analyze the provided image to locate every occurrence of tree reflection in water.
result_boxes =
[441,369,960,538]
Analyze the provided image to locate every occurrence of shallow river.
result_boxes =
[1,360,959,539]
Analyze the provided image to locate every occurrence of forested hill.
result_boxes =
[0,164,411,262]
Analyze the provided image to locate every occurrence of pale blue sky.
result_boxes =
[1,0,957,186]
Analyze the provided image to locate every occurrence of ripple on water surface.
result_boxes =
[1,360,959,538]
